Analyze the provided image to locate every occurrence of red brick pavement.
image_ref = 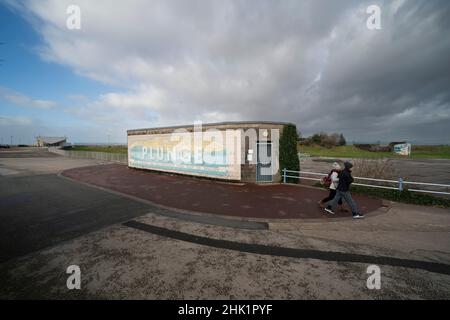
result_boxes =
[62,164,383,219]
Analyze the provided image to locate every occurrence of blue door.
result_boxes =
[256,142,273,182]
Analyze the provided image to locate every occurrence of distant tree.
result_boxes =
[306,132,346,147]
[325,133,340,147]
[296,130,302,140]
[311,133,322,145]
[338,133,346,146]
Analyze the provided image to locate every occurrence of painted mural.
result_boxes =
[128,132,241,180]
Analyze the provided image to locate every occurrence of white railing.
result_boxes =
[282,169,450,196]
[48,147,128,164]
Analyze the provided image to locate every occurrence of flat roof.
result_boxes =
[127,121,295,134]
[36,136,66,144]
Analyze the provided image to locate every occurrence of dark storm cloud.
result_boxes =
[5,0,450,143]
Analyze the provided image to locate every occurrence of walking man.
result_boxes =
[324,161,364,219]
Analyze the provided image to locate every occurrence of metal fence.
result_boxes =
[282,168,450,196]
[48,147,128,164]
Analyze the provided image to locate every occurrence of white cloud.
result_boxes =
[0,115,34,126]
[0,86,57,109]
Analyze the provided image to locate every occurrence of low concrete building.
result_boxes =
[127,121,295,183]
[36,136,67,147]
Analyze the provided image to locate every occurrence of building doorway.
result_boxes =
[256,141,273,182]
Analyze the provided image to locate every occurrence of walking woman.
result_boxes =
[318,162,346,211]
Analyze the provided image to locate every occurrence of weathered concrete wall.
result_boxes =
[128,131,242,180]
[127,122,289,183]
[241,164,257,182]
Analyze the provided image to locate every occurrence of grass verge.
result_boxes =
[71,145,128,154]
[299,144,450,159]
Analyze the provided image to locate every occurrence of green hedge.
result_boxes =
[279,124,300,183]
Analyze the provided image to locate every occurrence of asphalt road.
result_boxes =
[0,173,152,263]
[0,148,267,264]
[0,148,61,158]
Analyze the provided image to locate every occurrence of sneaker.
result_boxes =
[324,207,335,215]
[353,214,365,219]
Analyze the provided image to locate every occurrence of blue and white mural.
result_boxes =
[128,132,241,180]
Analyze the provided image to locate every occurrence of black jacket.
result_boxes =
[337,168,354,192]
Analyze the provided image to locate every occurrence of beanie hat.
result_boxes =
[344,161,353,169]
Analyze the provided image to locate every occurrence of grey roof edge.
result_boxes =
[127,121,296,133]
[36,136,67,143]
[36,136,66,139]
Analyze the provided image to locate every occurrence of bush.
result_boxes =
[354,144,373,151]
[279,124,300,183]
[354,144,392,152]
[297,138,312,146]
[305,132,346,148]
[351,185,450,208]
[351,159,400,181]
[314,182,450,208]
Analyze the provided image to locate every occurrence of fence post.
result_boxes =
[283,168,287,183]
[398,178,403,192]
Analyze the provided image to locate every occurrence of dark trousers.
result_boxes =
[322,189,342,205]
[327,190,359,215]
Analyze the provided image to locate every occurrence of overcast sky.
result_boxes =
[0,0,449,144]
